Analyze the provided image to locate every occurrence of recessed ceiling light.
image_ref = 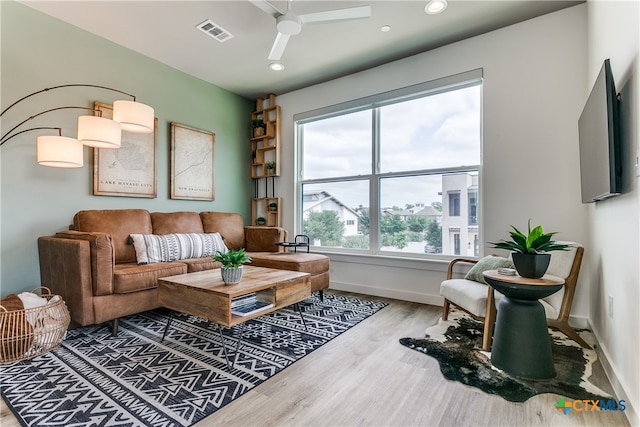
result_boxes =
[269,63,285,71]
[425,0,447,15]
[381,25,391,32]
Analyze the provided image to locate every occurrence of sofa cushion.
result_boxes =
[200,212,245,250]
[72,209,152,264]
[130,232,228,264]
[180,258,222,273]
[151,211,204,235]
[113,262,187,294]
[249,252,330,276]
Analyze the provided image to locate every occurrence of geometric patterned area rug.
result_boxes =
[1,292,386,427]
[399,310,613,403]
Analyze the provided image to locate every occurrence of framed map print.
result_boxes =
[170,122,215,201]
[93,102,157,198]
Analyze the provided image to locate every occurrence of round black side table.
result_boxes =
[483,269,564,380]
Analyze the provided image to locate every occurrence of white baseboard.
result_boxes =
[590,324,639,427]
[329,280,443,306]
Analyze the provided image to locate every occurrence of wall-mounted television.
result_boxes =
[578,58,622,203]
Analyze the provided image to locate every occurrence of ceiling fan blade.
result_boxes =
[268,32,290,60]
[299,5,371,25]
[249,0,283,18]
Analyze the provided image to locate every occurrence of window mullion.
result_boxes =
[370,108,381,254]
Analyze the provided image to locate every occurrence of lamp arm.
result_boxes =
[0,106,100,145]
[0,127,62,146]
[1,84,136,117]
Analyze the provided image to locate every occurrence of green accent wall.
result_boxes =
[1,1,254,295]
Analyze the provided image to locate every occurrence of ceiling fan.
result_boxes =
[249,0,372,61]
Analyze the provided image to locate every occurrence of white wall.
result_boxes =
[586,1,639,424]
[277,5,591,313]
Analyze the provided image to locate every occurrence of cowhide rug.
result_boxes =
[399,311,613,403]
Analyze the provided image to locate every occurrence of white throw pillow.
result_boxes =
[129,232,228,265]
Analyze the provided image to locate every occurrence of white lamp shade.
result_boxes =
[77,116,122,148]
[37,135,84,168]
[112,100,154,133]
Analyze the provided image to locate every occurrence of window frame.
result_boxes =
[294,69,483,260]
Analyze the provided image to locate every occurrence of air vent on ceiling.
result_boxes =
[196,20,234,43]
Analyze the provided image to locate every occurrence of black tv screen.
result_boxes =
[578,59,621,203]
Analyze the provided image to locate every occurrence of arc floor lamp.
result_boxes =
[0,84,154,168]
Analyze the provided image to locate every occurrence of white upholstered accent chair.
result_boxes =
[440,242,589,351]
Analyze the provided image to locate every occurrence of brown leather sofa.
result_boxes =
[38,209,330,334]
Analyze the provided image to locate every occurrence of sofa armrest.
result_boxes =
[244,226,288,252]
[38,236,97,326]
[50,230,115,296]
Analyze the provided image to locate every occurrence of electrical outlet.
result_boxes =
[608,295,614,318]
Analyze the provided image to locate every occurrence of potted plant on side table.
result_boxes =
[214,248,252,284]
[490,219,568,278]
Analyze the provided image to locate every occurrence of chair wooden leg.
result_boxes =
[442,299,450,320]
[480,286,497,351]
[482,306,496,351]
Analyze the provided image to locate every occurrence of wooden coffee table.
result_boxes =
[158,265,311,369]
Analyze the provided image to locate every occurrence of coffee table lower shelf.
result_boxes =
[157,266,311,370]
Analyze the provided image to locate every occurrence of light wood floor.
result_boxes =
[1,291,630,427]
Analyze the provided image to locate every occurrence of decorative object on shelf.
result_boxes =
[0,84,154,168]
[266,160,276,175]
[93,102,158,198]
[252,118,266,137]
[256,217,267,226]
[269,202,278,211]
[490,219,569,278]
[170,122,215,201]
[213,248,252,284]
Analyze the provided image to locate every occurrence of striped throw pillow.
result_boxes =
[129,232,228,265]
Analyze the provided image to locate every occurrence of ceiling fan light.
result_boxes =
[425,0,447,14]
[37,135,84,168]
[269,63,285,71]
[113,100,154,133]
[77,115,122,148]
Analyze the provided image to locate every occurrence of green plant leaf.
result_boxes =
[490,220,568,254]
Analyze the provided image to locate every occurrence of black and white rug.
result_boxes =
[399,311,613,403]
[1,292,386,427]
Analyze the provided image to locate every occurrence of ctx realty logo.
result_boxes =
[555,397,626,415]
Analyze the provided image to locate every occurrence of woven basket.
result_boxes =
[0,286,70,364]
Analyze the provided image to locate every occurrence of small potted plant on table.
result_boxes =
[214,248,252,284]
[490,219,568,278]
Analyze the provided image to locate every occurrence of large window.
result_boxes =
[296,71,482,258]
